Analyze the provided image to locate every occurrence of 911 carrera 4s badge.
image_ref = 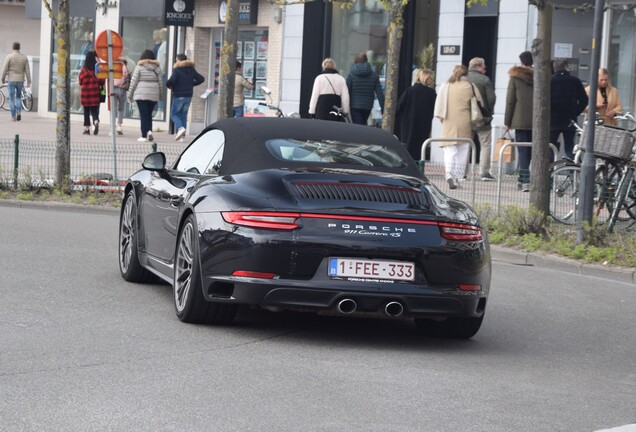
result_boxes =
[327,223,416,238]
[329,258,415,282]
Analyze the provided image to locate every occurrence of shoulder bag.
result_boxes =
[470,83,485,128]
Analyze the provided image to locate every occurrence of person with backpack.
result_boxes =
[110,57,130,135]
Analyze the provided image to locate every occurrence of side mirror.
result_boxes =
[142,152,166,171]
[260,85,272,96]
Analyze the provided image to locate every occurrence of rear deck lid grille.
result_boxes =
[290,182,425,206]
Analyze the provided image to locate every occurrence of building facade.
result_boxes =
[14,0,636,144]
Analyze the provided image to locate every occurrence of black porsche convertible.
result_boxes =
[118,118,491,338]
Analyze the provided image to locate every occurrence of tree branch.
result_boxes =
[42,0,58,28]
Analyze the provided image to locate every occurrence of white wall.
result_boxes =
[279,3,304,116]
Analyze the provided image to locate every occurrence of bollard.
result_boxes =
[13,134,19,189]
[152,143,157,152]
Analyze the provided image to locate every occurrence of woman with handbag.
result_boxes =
[308,58,350,121]
[434,64,480,189]
[78,50,104,135]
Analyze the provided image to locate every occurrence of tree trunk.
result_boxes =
[529,1,552,217]
[381,0,407,133]
[44,0,71,187]
[217,0,240,120]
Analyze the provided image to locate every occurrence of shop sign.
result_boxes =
[440,45,460,56]
[165,0,195,27]
[218,0,259,25]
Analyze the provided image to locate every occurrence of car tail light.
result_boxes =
[222,212,300,230]
[439,222,483,241]
[459,284,481,291]
[232,270,277,279]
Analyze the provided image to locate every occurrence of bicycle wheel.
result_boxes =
[605,162,636,220]
[608,167,636,231]
[550,164,581,224]
[0,85,7,111]
[21,88,33,112]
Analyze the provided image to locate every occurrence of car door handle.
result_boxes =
[170,196,183,207]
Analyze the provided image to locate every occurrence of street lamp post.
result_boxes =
[576,0,605,243]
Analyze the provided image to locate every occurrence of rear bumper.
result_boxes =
[203,277,487,319]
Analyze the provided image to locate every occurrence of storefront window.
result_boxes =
[237,29,269,115]
[330,2,388,83]
[49,17,95,113]
[122,18,169,121]
[608,9,636,123]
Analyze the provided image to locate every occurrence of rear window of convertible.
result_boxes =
[265,139,408,169]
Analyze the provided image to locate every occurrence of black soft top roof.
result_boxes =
[202,117,421,177]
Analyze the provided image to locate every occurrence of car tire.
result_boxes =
[414,314,484,339]
[119,192,154,283]
[174,214,237,325]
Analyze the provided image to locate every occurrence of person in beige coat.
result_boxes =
[585,68,623,127]
[434,64,481,189]
[233,61,253,117]
[1,42,31,121]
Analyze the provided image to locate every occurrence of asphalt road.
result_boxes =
[1,206,634,432]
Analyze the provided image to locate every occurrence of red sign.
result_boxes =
[94,30,123,61]
[97,61,123,79]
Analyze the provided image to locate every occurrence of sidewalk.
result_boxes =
[0,108,175,145]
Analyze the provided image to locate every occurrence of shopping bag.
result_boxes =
[494,131,515,162]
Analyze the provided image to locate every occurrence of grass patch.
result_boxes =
[477,204,636,268]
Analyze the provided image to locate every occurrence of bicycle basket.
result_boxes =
[586,125,635,161]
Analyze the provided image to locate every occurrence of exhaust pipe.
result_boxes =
[337,298,357,314]
[384,301,404,317]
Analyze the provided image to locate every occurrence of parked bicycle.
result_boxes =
[258,85,300,118]
[329,105,351,123]
[0,81,33,112]
[549,112,636,225]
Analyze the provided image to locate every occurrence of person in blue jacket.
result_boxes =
[346,52,384,125]
[166,53,205,142]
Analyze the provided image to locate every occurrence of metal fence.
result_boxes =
[1,135,634,233]
[0,137,183,187]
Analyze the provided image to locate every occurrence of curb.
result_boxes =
[0,198,120,216]
[2,199,634,285]
[491,245,636,285]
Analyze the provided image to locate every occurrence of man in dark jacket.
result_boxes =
[550,59,588,159]
[166,53,205,141]
[504,51,534,191]
[346,53,384,125]
[466,57,496,181]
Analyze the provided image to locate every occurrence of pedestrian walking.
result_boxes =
[78,50,104,135]
[167,54,204,141]
[233,61,253,118]
[395,68,436,161]
[346,52,384,125]
[128,49,162,142]
[110,57,130,136]
[434,64,482,189]
[585,68,623,127]
[550,59,588,159]
[308,58,350,121]
[466,57,496,181]
[503,50,534,192]
[1,42,31,122]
